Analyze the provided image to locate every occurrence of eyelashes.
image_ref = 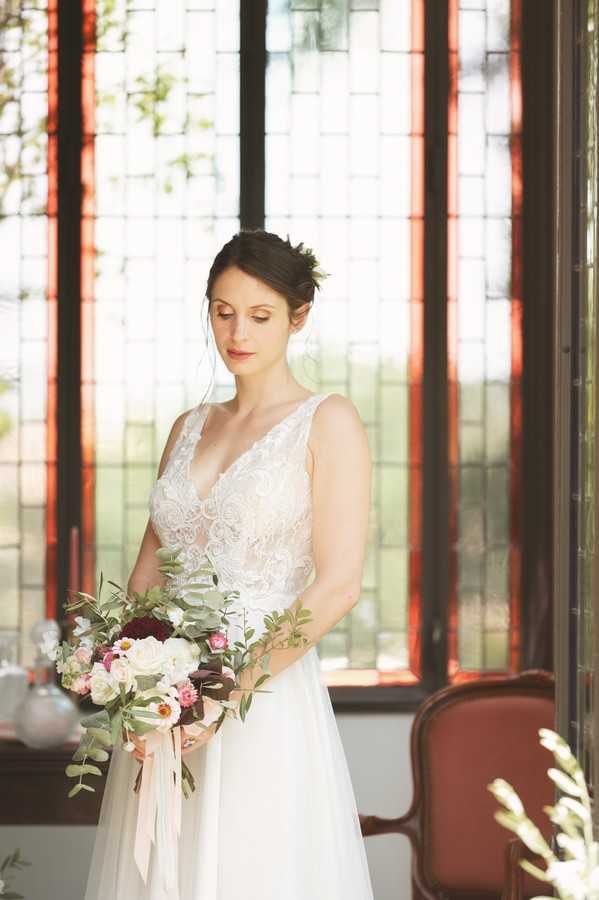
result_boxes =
[216,313,269,323]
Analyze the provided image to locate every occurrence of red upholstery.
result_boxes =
[423,694,554,895]
[359,671,555,899]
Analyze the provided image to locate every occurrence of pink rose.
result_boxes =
[74,646,92,665]
[102,651,114,672]
[72,673,92,695]
[208,632,228,651]
[176,680,198,708]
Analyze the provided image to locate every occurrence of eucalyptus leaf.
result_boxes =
[68,782,95,798]
[87,747,110,762]
[81,709,111,730]
[86,727,113,747]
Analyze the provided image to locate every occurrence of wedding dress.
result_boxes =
[83,391,375,900]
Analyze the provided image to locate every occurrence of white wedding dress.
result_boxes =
[83,391,375,900]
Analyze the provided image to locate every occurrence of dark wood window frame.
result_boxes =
[50,1,554,717]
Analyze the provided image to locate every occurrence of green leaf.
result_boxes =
[86,727,113,747]
[82,763,103,777]
[68,782,95,798]
[80,709,111,730]
[110,710,123,746]
[67,762,103,778]
[87,747,110,763]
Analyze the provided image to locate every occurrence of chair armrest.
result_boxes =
[358,808,418,841]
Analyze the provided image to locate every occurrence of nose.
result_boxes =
[230,315,250,342]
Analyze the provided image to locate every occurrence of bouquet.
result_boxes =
[46,545,313,893]
[488,727,599,900]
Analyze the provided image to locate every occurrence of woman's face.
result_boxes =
[209,265,308,372]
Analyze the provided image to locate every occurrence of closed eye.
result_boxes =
[217,313,269,323]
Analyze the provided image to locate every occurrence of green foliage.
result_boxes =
[0,846,31,899]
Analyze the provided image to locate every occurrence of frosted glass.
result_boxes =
[265,0,421,684]
[0,1,50,666]
[452,0,518,673]
[91,1,240,593]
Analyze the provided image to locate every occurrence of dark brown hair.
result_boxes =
[205,228,328,324]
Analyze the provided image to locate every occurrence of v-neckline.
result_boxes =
[186,393,321,504]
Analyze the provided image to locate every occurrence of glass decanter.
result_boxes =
[13,619,80,749]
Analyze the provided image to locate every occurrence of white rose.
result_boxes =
[109,657,137,693]
[90,663,119,705]
[126,636,166,677]
[162,637,197,683]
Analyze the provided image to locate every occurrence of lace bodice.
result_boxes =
[148,393,334,618]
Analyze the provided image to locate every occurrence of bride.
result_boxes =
[83,228,375,899]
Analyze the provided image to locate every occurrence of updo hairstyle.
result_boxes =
[205,228,329,326]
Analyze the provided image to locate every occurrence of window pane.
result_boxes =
[448,0,522,677]
[265,0,425,686]
[0,0,54,666]
[84,0,240,594]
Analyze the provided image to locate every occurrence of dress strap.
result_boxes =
[165,404,204,472]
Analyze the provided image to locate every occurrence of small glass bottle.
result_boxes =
[0,629,29,723]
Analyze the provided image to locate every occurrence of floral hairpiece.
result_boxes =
[286,235,331,291]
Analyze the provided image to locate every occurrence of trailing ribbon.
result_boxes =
[133,725,183,898]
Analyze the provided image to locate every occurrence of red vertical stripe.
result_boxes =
[509,0,523,671]
[81,0,96,597]
[407,0,425,682]
[46,0,59,619]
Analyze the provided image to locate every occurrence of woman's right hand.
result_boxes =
[129,725,218,764]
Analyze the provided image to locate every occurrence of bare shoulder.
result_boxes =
[312,392,367,434]
[308,392,371,466]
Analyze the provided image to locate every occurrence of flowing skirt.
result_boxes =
[82,639,375,900]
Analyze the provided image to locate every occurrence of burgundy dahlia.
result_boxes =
[119,615,172,642]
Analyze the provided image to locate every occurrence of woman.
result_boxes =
[83,229,374,899]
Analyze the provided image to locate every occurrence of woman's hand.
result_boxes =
[130,724,219,764]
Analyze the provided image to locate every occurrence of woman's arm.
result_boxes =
[230,393,372,700]
[126,408,192,597]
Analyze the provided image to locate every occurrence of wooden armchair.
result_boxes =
[359,670,555,899]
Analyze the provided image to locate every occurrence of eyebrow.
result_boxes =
[213,298,275,309]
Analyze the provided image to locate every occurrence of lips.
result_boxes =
[227,349,254,359]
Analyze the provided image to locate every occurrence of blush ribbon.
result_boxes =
[133,725,183,898]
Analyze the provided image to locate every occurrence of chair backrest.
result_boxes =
[410,670,555,899]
